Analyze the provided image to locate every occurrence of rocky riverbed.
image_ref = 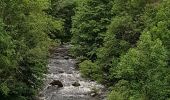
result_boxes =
[38,45,107,100]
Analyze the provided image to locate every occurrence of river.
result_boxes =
[38,45,107,100]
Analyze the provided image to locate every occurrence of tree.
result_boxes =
[146,0,170,67]
[71,0,113,60]
[109,32,169,100]
[0,0,53,99]
[47,0,76,43]
[0,19,16,97]
[96,0,148,82]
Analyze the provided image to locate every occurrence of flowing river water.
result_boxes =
[38,45,107,100]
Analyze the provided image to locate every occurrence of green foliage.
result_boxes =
[0,0,55,99]
[48,0,76,42]
[0,19,16,96]
[79,60,102,82]
[108,32,169,100]
[107,1,170,99]
[113,32,167,79]
[1,0,170,99]
[108,90,124,100]
[70,0,170,100]
[71,0,113,60]
[95,0,148,83]
[146,0,170,65]
[107,80,147,100]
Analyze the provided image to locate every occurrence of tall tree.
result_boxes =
[48,0,75,42]
[108,32,169,100]
[146,0,170,66]
[71,0,113,60]
[0,0,53,99]
[96,0,148,83]
[0,19,16,97]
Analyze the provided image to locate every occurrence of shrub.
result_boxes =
[79,60,102,82]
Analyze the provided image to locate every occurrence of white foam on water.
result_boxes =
[38,45,106,100]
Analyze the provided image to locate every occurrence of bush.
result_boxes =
[107,80,147,100]
[79,60,102,82]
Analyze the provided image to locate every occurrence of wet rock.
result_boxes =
[67,71,72,74]
[39,45,107,100]
[38,92,44,97]
[54,61,60,64]
[64,56,69,59]
[47,86,51,89]
[90,87,99,97]
[53,56,60,59]
[90,93,97,97]
[58,70,64,73]
[72,82,80,87]
[50,80,63,87]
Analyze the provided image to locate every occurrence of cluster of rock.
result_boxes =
[49,80,81,88]
[38,45,107,100]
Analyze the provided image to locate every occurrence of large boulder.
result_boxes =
[58,70,64,73]
[72,81,80,87]
[50,80,63,87]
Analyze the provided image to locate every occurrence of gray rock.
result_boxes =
[64,56,69,59]
[72,82,80,87]
[50,80,63,87]
[67,71,72,74]
[58,70,64,73]
[90,92,97,97]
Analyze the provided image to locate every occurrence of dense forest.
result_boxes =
[0,0,170,100]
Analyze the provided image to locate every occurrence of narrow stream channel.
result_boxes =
[38,45,107,100]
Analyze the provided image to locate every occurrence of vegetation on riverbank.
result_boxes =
[0,0,58,99]
[0,0,170,100]
[71,0,170,99]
